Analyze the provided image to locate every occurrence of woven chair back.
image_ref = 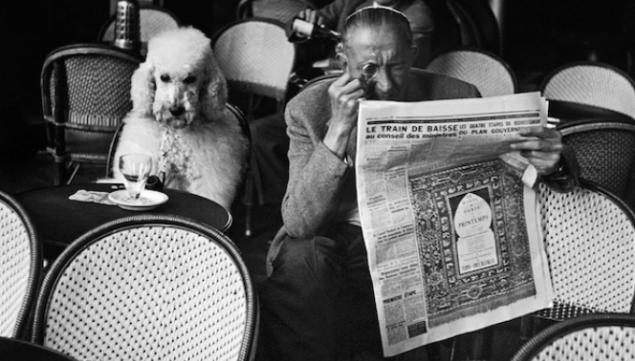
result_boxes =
[537,182,635,320]
[0,191,40,338]
[559,120,635,205]
[32,215,258,361]
[99,6,179,43]
[541,61,635,120]
[511,313,635,361]
[41,44,140,183]
[426,48,516,96]
[212,18,295,101]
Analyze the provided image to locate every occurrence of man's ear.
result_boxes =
[335,42,348,70]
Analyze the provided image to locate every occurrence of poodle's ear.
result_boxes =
[130,61,156,116]
[201,49,228,120]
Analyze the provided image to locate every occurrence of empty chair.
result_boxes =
[98,5,179,44]
[558,120,635,208]
[0,190,40,338]
[426,48,516,96]
[537,181,635,320]
[541,61,635,122]
[31,215,258,361]
[212,18,295,108]
[212,18,296,236]
[512,313,635,361]
[41,44,140,184]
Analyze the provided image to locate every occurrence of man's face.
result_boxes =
[343,25,414,101]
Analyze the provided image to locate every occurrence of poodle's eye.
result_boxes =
[183,75,197,84]
[160,74,171,83]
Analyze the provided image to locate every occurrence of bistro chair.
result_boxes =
[541,61,635,122]
[40,43,141,185]
[0,190,41,339]
[32,215,258,361]
[536,180,635,321]
[512,313,635,361]
[98,5,179,44]
[212,18,295,236]
[558,120,635,209]
[426,47,517,96]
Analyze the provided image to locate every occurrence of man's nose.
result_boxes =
[374,69,393,95]
[169,105,185,116]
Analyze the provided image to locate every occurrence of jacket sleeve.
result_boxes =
[281,103,352,238]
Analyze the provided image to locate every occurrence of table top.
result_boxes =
[16,184,232,257]
[0,337,76,361]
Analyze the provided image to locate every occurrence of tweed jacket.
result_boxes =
[282,69,481,238]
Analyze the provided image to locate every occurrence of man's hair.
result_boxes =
[342,6,412,47]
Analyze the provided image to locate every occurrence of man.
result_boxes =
[260,7,568,361]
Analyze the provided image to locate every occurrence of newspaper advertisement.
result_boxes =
[355,92,554,356]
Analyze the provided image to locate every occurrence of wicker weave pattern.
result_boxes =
[538,183,635,320]
[426,50,515,97]
[101,8,179,42]
[59,55,136,129]
[562,127,635,199]
[533,326,635,360]
[542,65,635,120]
[43,226,247,361]
[213,21,295,96]
[0,200,31,337]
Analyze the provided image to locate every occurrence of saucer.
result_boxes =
[108,190,169,211]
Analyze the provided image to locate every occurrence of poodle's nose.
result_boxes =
[169,106,185,117]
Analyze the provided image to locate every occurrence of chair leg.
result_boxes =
[66,163,80,185]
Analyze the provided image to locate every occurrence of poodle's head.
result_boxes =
[130,27,227,129]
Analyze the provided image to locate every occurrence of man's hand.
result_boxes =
[508,127,563,175]
[298,8,324,25]
[323,73,365,159]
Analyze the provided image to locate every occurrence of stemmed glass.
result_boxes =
[119,154,153,200]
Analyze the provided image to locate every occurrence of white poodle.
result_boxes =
[113,27,248,210]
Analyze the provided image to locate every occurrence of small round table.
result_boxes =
[0,336,76,361]
[16,184,232,259]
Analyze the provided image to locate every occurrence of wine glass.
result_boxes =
[119,153,153,199]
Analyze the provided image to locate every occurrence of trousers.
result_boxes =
[259,223,384,361]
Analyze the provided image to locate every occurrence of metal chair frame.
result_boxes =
[512,313,635,361]
[0,190,41,339]
[41,43,141,185]
[31,215,258,361]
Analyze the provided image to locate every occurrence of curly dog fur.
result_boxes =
[113,27,248,210]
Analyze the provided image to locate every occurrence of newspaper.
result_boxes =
[355,92,554,356]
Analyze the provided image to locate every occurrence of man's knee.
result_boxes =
[267,232,344,283]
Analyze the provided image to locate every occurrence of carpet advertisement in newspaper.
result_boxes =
[355,92,554,356]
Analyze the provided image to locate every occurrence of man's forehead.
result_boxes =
[345,25,406,49]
